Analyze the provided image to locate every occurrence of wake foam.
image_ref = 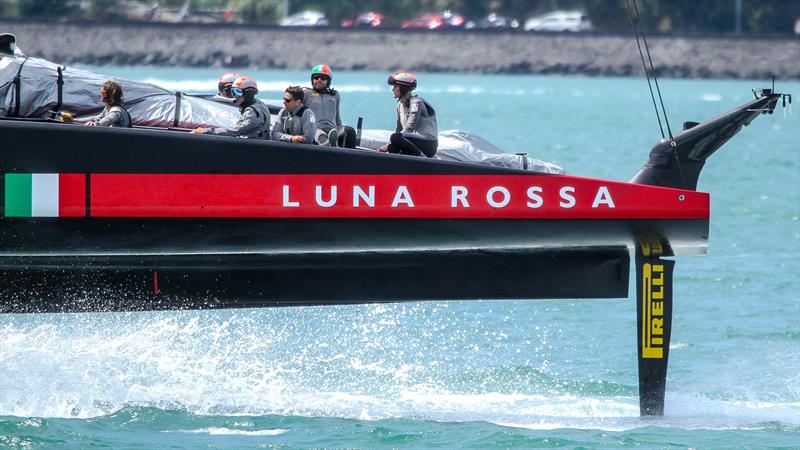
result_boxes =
[171,427,288,436]
[1,308,797,432]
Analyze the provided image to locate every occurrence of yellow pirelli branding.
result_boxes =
[642,262,665,359]
[639,237,663,257]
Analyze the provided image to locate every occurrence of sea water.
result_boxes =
[1,68,798,449]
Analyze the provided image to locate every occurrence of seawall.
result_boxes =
[2,20,799,79]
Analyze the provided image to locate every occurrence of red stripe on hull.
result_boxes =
[89,174,709,219]
[58,174,86,217]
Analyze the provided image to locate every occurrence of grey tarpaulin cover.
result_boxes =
[1,50,564,173]
[358,129,565,174]
[0,52,239,128]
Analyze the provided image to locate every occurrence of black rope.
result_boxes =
[51,66,64,120]
[11,56,28,117]
[632,0,673,140]
[625,0,664,140]
[356,116,363,146]
[173,91,181,127]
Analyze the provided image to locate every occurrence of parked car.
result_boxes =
[342,11,386,28]
[466,13,519,29]
[524,11,592,32]
[280,11,329,27]
[402,11,465,29]
[441,10,466,27]
[402,13,444,29]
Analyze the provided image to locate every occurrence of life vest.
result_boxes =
[281,105,308,133]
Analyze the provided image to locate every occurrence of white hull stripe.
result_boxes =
[31,174,59,217]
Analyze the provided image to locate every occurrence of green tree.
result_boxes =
[89,0,124,20]
[743,0,799,33]
[18,0,75,19]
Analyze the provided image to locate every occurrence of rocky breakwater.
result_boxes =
[2,20,799,79]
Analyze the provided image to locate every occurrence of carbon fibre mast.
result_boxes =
[630,89,791,415]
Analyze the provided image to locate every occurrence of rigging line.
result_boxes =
[632,0,674,140]
[625,0,665,139]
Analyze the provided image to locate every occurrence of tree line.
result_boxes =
[2,0,798,34]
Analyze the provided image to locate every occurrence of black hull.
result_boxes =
[0,217,706,256]
[1,248,630,313]
[0,120,517,175]
[0,217,706,313]
[0,119,708,313]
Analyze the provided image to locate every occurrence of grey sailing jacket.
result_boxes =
[208,101,271,139]
[396,95,437,141]
[302,87,341,133]
[77,105,131,127]
[272,105,316,143]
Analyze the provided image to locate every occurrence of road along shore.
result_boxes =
[2,20,799,79]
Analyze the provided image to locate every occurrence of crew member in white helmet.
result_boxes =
[191,76,271,139]
[377,72,438,157]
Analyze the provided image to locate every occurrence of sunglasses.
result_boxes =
[231,87,244,97]
[311,75,327,81]
[283,97,295,102]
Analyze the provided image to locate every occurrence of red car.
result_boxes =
[402,11,465,29]
[342,11,386,28]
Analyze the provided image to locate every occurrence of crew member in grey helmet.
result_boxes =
[302,64,357,148]
[191,76,270,139]
[216,72,241,99]
[377,72,438,158]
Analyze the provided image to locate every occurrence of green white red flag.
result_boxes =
[4,173,85,217]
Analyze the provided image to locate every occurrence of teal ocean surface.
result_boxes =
[1,67,799,449]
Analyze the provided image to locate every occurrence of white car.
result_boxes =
[524,11,592,32]
[280,11,329,27]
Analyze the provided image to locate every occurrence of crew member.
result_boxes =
[191,76,270,139]
[78,80,132,127]
[377,72,438,158]
[302,64,357,148]
[217,72,241,99]
[272,86,316,144]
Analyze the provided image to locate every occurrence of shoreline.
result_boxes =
[2,19,799,79]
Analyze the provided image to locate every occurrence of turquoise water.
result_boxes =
[1,68,799,449]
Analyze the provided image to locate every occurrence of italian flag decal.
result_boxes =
[4,173,85,217]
